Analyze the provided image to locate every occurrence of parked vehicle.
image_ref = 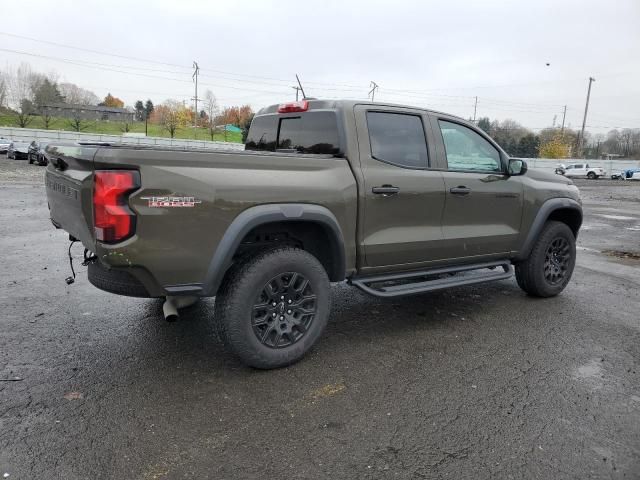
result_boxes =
[0,137,11,154]
[627,170,640,181]
[28,141,49,166]
[44,99,582,369]
[612,168,640,180]
[7,142,30,160]
[557,163,606,179]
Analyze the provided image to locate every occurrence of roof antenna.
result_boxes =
[295,74,307,100]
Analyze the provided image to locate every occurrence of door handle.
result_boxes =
[372,185,400,195]
[449,186,471,195]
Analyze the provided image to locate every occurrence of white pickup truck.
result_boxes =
[556,163,606,179]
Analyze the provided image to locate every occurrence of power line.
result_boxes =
[1,37,637,132]
[0,47,293,96]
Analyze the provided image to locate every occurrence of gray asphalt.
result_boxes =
[0,156,639,480]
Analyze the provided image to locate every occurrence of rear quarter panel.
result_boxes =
[92,148,358,291]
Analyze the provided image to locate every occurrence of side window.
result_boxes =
[438,120,502,172]
[366,111,428,169]
[566,165,574,170]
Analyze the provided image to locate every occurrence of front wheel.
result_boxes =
[515,221,576,297]
[214,247,331,369]
[587,172,597,179]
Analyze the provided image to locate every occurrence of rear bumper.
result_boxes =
[87,261,155,298]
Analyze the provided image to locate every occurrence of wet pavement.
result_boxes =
[0,156,639,479]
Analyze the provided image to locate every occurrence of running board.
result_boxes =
[350,260,513,298]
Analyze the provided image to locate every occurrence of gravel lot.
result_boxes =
[0,156,639,479]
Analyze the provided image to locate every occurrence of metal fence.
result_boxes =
[2,127,639,174]
[0,127,245,151]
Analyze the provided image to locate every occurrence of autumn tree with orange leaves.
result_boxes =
[215,105,254,128]
[99,93,125,108]
[149,100,192,138]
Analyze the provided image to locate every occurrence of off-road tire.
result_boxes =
[515,221,576,297]
[214,247,331,369]
[587,172,597,179]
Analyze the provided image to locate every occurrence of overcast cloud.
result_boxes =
[2,0,639,134]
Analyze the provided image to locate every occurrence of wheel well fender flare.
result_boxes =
[515,198,582,261]
[202,204,346,295]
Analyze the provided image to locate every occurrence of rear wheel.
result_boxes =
[515,221,576,297]
[214,247,331,369]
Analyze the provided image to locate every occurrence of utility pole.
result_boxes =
[295,74,306,100]
[560,105,567,135]
[552,114,557,128]
[473,96,478,122]
[578,77,595,156]
[192,61,200,135]
[291,86,302,101]
[369,81,379,101]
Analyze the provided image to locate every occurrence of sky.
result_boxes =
[1,0,639,135]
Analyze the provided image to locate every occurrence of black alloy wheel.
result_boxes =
[543,237,571,286]
[252,272,317,348]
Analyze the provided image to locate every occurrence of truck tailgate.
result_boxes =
[45,145,98,251]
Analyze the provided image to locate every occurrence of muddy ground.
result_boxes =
[0,157,638,479]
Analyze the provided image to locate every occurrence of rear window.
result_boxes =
[245,111,341,155]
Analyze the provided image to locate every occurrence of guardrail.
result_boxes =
[519,158,640,175]
[0,126,245,151]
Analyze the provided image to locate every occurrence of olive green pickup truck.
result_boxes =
[45,99,582,369]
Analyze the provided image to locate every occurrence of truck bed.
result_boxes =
[45,143,358,297]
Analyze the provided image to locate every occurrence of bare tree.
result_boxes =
[66,112,89,132]
[203,90,219,141]
[620,129,633,157]
[6,63,39,127]
[41,109,53,129]
[0,72,7,109]
[58,82,100,105]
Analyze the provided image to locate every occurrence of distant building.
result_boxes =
[41,103,134,122]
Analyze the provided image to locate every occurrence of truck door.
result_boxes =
[430,116,523,258]
[354,105,446,272]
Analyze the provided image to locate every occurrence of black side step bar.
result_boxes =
[349,260,513,298]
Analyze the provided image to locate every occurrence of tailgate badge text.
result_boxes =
[140,196,202,208]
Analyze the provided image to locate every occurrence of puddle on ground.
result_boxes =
[575,360,603,379]
[581,223,611,230]
[573,359,605,390]
[602,249,640,261]
[596,214,637,221]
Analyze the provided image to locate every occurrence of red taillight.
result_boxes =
[93,170,140,243]
[277,100,309,113]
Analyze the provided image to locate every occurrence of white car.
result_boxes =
[0,137,11,154]
[561,163,606,179]
[628,171,640,181]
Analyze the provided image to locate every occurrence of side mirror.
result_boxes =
[508,158,528,176]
